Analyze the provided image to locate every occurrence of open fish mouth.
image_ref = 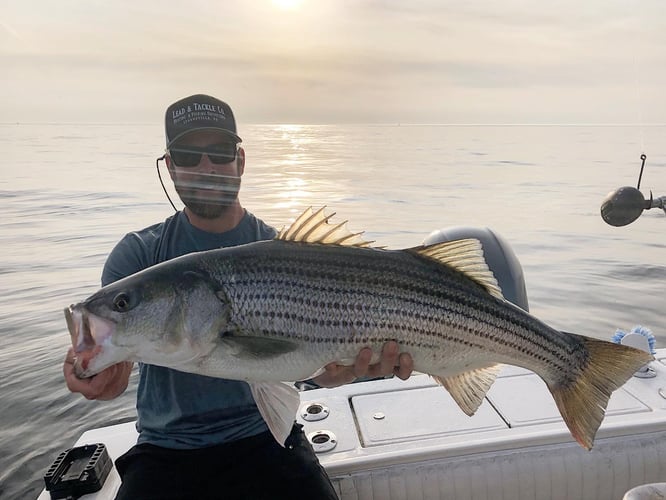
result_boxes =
[64,305,115,378]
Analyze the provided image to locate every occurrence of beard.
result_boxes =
[174,172,242,219]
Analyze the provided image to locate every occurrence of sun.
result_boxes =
[271,0,304,10]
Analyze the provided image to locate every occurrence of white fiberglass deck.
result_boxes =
[38,349,666,500]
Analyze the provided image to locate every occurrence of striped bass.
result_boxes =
[65,207,653,449]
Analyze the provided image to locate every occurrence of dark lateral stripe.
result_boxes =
[221,260,576,371]
[226,283,566,372]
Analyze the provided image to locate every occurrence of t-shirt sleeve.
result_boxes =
[101,232,154,286]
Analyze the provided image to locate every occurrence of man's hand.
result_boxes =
[63,347,133,401]
[312,341,414,388]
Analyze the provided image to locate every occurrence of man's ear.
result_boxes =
[165,155,176,180]
[237,147,245,177]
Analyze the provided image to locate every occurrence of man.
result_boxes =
[63,94,414,499]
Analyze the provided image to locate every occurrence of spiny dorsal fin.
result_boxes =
[277,207,374,247]
[409,239,504,300]
[432,364,504,415]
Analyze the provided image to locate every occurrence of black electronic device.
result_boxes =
[43,443,112,499]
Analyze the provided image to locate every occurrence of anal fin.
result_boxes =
[432,364,503,415]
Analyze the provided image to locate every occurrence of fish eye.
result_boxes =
[113,292,132,312]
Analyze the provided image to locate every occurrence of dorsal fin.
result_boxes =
[277,207,374,247]
[408,239,504,300]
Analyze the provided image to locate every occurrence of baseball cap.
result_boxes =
[164,94,242,148]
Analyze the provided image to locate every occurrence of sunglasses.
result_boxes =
[168,143,239,167]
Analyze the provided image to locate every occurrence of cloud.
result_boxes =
[1,0,665,123]
[0,21,21,45]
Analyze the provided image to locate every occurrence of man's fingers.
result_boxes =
[63,343,133,400]
[314,343,413,388]
[394,352,414,380]
[64,348,76,365]
[365,341,399,378]
[353,347,373,378]
[327,361,356,383]
[63,348,80,383]
[378,341,399,376]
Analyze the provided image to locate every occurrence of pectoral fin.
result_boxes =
[219,335,299,360]
[432,364,503,415]
[250,382,300,446]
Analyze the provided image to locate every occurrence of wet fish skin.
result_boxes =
[69,240,564,383]
[65,207,653,449]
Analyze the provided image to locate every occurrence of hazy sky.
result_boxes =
[2,0,665,124]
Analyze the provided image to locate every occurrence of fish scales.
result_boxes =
[65,207,654,449]
[205,240,584,379]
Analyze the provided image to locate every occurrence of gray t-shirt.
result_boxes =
[102,210,277,449]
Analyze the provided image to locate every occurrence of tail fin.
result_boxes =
[549,336,653,450]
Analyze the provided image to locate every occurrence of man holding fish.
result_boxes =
[63,94,414,500]
[62,94,651,500]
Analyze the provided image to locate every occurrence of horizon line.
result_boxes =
[2,122,666,127]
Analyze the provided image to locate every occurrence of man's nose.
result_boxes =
[198,153,216,170]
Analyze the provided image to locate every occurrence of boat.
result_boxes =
[38,183,666,500]
[36,343,666,500]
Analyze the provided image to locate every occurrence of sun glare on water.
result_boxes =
[271,0,304,10]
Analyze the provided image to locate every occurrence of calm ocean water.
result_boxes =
[1,123,665,498]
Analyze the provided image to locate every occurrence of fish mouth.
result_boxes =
[64,305,116,378]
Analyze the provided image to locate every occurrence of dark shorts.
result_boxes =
[114,424,338,500]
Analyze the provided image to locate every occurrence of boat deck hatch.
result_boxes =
[487,373,651,427]
[351,385,507,447]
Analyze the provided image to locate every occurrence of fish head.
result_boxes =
[66,264,231,378]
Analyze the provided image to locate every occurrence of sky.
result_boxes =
[2,0,666,124]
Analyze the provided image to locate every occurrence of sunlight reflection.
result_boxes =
[276,124,315,151]
[271,0,304,10]
[276,124,303,133]
[244,124,359,217]
[274,176,311,210]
